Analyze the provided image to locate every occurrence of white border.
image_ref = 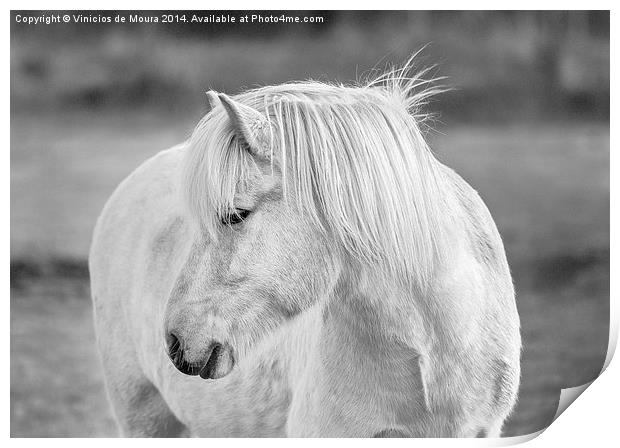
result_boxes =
[2,1,618,10]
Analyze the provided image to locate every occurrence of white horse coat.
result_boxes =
[90,64,521,437]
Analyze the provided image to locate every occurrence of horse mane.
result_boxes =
[181,55,452,289]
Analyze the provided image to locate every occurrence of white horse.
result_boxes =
[89,60,521,437]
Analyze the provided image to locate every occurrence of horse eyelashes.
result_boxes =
[221,209,251,226]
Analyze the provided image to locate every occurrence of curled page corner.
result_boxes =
[544,313,617,433]
[495,429,546,446]
[495,380,597,447]
[552,380,594,422]
[601,318,618,373]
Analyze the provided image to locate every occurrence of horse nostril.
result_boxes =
[199,342,235,380]
[205,343,222,371]
[165,331,199,376]
[166,333,235,379]
[166,331,180,353]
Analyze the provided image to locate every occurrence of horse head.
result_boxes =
[163,91,342,379]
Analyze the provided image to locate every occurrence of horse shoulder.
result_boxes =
[413,164,521,433]
[90,143,190,372]
[90,144,187,286]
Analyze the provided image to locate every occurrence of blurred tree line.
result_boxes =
[11,11,609,122]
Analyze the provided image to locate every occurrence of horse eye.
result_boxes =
[221,209,251,226]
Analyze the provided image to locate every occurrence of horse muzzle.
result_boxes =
[166,331,236,380]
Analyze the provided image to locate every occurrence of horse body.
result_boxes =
[90,66,520,437]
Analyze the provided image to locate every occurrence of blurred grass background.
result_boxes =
[10,11,609,437]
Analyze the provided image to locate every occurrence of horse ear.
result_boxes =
[218,93,271,159]
[205,90,221,114]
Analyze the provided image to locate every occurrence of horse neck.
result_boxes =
[285,269,429,436]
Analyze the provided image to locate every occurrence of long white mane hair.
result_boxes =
[181,56,453,289]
